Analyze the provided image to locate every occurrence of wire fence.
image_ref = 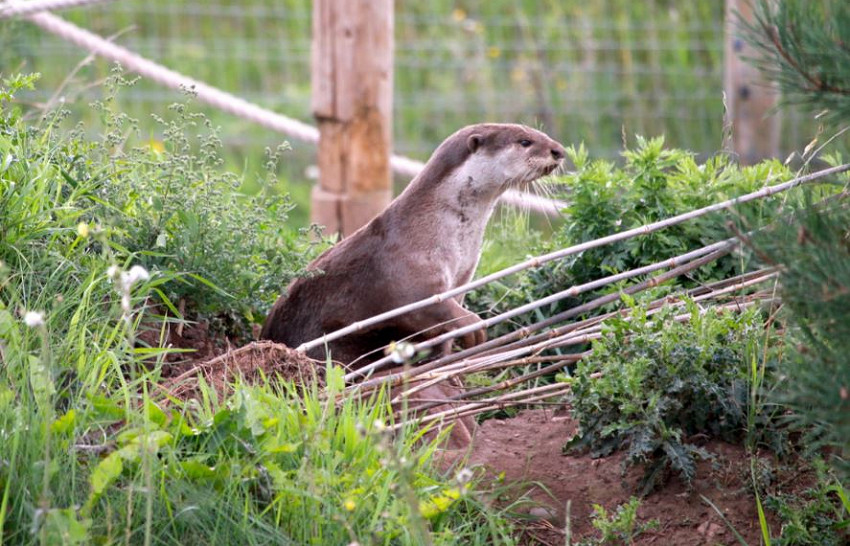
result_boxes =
[1,0,819,177]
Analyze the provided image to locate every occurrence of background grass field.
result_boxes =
[1,0,828,228]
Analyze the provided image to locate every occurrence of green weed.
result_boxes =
[762,462,850,545]
[564,298,765,494]
[575,497,659,546]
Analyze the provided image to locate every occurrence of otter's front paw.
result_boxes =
[454,311,487,349]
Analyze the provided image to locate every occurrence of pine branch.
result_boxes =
[744,0,850,125]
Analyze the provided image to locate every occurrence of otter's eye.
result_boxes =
[519,139,533,148]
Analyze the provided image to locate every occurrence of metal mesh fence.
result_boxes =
[1,0,817,170]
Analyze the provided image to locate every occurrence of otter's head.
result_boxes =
[464,123,565,186]
[417,123,565,205]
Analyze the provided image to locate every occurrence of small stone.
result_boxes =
[528,506,559,524]
[697,521,723,539]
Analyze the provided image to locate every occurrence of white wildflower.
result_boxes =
[108,264,151,316]
[388,341,416,364]
[118,265,150,294]
[23,311,45,328]
[455,467,474,486]
[127,265,150,284]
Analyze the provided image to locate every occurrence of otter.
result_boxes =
[261,123,565,367]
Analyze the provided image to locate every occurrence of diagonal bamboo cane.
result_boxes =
[392,297,777,425]
[408,241,746,375]
[391,292,774,403]
[366,290,777,405]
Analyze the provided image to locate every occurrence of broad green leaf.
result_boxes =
[89,395,124,420]
[42,508,91,545]
[90,452,123,497]
[180,460,217,480]
[145,399,168,427]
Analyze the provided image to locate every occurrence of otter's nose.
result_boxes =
[551,146,565,160]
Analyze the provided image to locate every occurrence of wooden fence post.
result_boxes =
[724,0,780,165]
[311,0,393,237]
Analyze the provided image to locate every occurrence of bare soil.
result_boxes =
[143,318,808,545]
[466,409,789,545]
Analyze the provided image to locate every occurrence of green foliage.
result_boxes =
[87,71,318,323]
[564,298,764,494]
[577,497,659,546]
[749,184,850,484]
[469,137,787,336]
[545,138,783,287]
[745,0,850,129]
[763,463,850,546]
[1,69,318,335]
[1,374,515,544]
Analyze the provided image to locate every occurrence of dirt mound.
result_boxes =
[137,317,242,374]
[135,316,321,401]
[158,341,322,402]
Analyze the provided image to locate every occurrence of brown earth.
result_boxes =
[141,318,806,546]
[465,409,789,545]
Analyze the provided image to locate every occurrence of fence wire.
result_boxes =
[0,0,817,172]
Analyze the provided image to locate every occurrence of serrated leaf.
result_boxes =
[662,441,696,484]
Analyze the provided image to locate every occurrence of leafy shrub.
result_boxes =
[92,76,320,323]
[4,70,316,334]
[469,137,789,335]
[564,298,764,494]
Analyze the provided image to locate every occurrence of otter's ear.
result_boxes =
[467,134,483,153]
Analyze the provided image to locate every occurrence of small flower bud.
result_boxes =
[23,311,45,328]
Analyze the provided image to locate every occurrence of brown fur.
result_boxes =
[261,123,565,368]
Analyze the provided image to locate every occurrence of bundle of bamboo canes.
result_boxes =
[301,164,848,426]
